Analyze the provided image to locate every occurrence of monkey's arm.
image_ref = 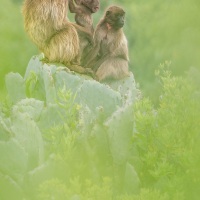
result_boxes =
[83,29,103,67]
[83,43,101,68]
[93,41,129,71]
[120,37,129,61]
[69,0,81,13]
[72,23,93,44]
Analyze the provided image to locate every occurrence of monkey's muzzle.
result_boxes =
[116,21,124,28]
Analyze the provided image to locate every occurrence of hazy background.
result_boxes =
[0,1,200,199]
[1,0,200,102]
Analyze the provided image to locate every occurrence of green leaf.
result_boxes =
[42,64,57,104]
[12,98,44,121]
[106,104,134,165]
[5,73,26,104]
[0,139,28,180]
[0,115,11,140]
[124,162,140,194]
[76,80,122,116]
[38,103,67,132]
[27,155,68,192]
[0,173,24,200]
[10,113,44,170]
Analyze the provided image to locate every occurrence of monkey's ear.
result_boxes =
[106,10,111,16]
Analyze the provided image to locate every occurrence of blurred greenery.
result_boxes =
[0,0,37,91]
[122,0,200,101]
[0,1,200,199]
[0,57,200,199]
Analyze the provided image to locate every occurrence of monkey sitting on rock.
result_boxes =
[69,0,100,66]
[83,6,130,82]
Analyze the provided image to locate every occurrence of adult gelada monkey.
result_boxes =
[84,6,130,81]
[69,0,100,33]
[22,0,93,75]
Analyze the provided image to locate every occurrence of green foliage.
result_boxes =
[132,64,200,199]
[0,57,200,199]
[124,0,200,74]
[117,189,170,200]
[0,0,37,90]
[37,177,113,200]
[121,0,200,103]
[0,57,139,199]
[1,1,200,199]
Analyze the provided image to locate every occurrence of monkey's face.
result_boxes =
[105,6,125,29]
[82,0,100,13]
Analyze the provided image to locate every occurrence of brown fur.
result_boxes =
[69,0,100,32]
[84,6,130,81]
[69,0,100,65]
[22,0,93,75]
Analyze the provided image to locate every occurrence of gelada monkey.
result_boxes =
[69,0,100,65]
[22,0,93,75]
[84,6,130,81]
[69,0,100,32]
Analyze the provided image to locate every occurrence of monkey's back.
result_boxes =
[22,0,55,49]
[22,0,80,64]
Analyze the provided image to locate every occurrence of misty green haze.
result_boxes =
[0,0,200,199]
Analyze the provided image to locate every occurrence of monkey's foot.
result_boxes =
[64,64,93,77]
[57,66,70,72]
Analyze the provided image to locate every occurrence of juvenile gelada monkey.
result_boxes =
[84,6,130,81]
[22,0,93,75]
[69,0,100,65]
[69,0,100,32]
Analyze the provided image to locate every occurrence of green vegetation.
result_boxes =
[0,0,37,91]
[0,0,200,199]
[128,0,200,101]
[0,58,199,199]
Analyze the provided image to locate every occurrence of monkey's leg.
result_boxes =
[83,43,101,67]
[66,64,95,78]
[96,58,129,82]
[45,26,80,64]
[93,54,111,72]
[73,37,89,66]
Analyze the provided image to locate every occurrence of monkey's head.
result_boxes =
[104,6,125,29]
[81,0,100,13]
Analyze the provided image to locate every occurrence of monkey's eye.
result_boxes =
[115,14,124,20]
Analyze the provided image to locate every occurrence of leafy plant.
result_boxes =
[132,63,200,199]
[0,58,200,199]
